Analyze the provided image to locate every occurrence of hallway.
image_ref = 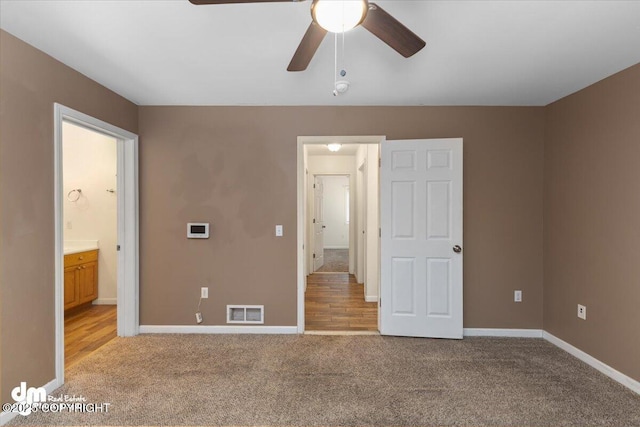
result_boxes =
[315,249,349,273]
[305,273,378,331]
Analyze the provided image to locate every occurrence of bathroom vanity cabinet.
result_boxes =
[64,249,99,310]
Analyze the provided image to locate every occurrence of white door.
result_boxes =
[313,176,325,271]
[380,138,463,339]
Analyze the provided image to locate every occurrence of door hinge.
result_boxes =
[313,218,316,224]
[379,158,381,167]
[379,297,381,307]
[379,228,381,238]
[117,245,120,251]
[313,184,316,189]
[313,253,316,259]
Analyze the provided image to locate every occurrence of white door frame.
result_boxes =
[357,160,367,284]
[54,103,139,385]
[297,135,384,333]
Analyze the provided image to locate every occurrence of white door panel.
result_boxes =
[381,138,463,339]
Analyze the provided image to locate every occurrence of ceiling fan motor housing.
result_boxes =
[311,0,369,33]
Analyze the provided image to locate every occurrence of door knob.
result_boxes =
[453,245,462,253]
[322,225,326,229]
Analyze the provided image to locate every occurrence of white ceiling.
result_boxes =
[1,1,639,106]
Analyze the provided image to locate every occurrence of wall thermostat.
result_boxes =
[187,223,209,239]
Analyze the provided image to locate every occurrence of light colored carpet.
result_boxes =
[316,249,349,272]
[7,335,640,426]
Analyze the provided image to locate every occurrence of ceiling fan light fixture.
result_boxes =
[327,143,342,152]
[312,0,368,33]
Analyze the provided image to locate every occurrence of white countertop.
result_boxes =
[64,240,99,255]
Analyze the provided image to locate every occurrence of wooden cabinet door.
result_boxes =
[78,261,98,304]
[64,266,80,310]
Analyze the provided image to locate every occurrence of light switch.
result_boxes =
[275,225,283,237]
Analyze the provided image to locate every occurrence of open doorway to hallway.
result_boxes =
[301,139,381,332]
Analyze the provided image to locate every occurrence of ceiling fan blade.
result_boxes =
[361,2,426,58]
[287,22,327,71]
[189,0,301,5]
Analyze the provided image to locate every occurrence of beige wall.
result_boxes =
[138,106,545,329]
[0,30,138,404]
[544,63,640,382]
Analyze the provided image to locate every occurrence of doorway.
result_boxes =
[54,104,139,387]
[313,175,350,273]
[298,137,383,332]
[62,121,118,367]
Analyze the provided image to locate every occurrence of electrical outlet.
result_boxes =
[577,304,586,320]
[275,225,283,237]
[195,312,203,324]
[201,287,208,299]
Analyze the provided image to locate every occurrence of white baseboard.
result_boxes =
[139,325,298,334]
[43,378,60,396]
[365,296,379,303]
[543,331,640,395]
[1,378,59,426]
[323,246,348,250]
[463,328,544,338]
[93,298,117,305]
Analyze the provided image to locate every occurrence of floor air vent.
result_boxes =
[227,305,264,324]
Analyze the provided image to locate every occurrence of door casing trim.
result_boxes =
[54,103,139,386]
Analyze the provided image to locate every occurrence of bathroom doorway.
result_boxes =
[54,103,139,387]
[62,121,118,368]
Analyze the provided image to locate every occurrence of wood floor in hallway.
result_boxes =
[305,273,378,331]
[65,304,117,367]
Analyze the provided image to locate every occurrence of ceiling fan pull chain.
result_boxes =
[341,30,346,77]
[333,29,350,96]
[333,32,338,96]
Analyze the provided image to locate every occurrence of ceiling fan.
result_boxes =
[189,0,426,71]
